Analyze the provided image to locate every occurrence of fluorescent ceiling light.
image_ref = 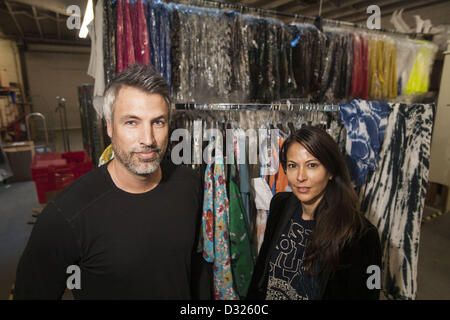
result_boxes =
[79,0,94,38]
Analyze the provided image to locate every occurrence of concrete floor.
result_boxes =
[1,181,449,300]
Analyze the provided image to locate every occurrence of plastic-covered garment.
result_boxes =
[395,38,418,96]
[368,36,398,100]
[318,28,354,103]
[109,1,435,103]
[339,99,389,187]
[405,40,438,95]
[368,37,384,100]
[290,23,327,100]
[384,39,397,99]
[170,7,181,93]
[147,0,172,83]
[360,102,435,299]
[350,33,369,100]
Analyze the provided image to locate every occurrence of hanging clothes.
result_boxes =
[395,38,418,96]
[116,0,124,73]
[339,99,389,187]
[320,30,354,102]
[131,0,150,65]
[384,39,397,99]
[359,103,435,300]
[255,127,273,255]
[290,23,326,99]
[228,162,255,299]
[268,136,289,194]
[368,37,384,100]
[87,0,105,117]
[116,0,135,73]
[405,40,438,95]
[368,36,397,100]
[103,0,116,86]
[122,0,135,68]
[234,128,252,225]
[350,33,369,100]
[200,136,238,300]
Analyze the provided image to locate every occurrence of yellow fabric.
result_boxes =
[98,144,114,166]
[406,41,437,95]
[385,40,397,99]
[368,37,397,100]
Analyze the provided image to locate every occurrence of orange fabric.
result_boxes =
[269,137,288,194]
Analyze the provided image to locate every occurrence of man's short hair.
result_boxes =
[102,64,171,123]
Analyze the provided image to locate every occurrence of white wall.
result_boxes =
[428,41,450,211]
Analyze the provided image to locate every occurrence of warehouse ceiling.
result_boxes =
[0,0,89,45]
[0,0,448,46]
[231,0,449,23]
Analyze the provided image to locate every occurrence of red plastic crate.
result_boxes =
[31,151,94,204]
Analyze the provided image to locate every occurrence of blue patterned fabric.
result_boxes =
[339,99,389,186]
[359,103,435,299]
[146,0,171,86]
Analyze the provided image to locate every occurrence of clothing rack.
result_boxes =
[165,0,430,40]
[173,102,341,112]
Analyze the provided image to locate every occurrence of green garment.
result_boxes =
[228,163,255,299]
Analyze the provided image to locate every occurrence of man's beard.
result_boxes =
[111,140,167,176]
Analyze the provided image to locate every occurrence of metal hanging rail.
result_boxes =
[173,102,341,112]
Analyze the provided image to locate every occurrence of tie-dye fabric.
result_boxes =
[359,103,435,300]
[339,99,389,186]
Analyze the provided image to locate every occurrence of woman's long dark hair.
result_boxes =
[280,126,365,275]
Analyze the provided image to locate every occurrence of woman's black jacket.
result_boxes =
[247,192,382,300]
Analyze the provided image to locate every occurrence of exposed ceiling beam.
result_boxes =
[346,0,450,24]
[326,0,405,20]
[259,0,295,10]
[24,36,90,47]
[241,0,263,6]
[331,0,441,22]
[31,5,43,39]
[327,0,341,7]
[4,0,24,37]
[287,0,368,16]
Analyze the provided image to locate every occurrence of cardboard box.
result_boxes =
[3,141,35,182]
[0,70,9,87]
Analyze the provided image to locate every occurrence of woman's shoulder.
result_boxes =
[271,191,293,204]
[270,192,297,211]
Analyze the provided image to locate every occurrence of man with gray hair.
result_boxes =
[14,64,211,299]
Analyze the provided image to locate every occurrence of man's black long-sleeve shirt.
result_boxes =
[14,161,211,300]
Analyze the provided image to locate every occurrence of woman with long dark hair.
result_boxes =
[247,126,382,300]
